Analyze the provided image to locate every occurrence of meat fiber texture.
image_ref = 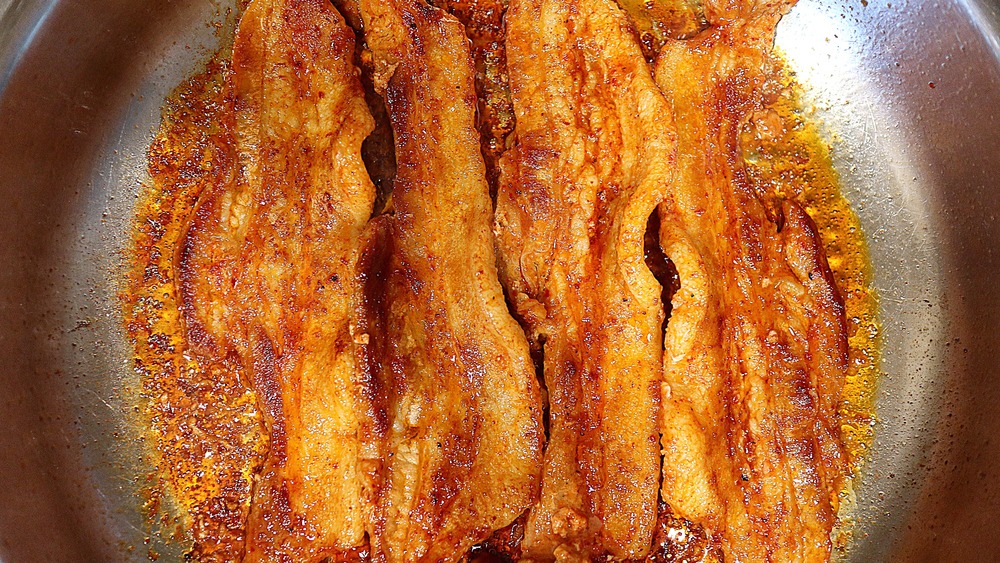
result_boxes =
[174,0,849,561]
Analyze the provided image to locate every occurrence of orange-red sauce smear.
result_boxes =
[121,59,266,562]
[122,57,879,562]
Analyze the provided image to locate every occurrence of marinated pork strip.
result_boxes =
[653,4,849,560]
[426,0,515,197]
[177,0,381,559]
[496,0,678,558]
[356,1,544,561]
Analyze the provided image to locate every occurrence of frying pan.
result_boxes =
[0,0,997,560]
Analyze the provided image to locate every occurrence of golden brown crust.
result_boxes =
[653,7,848,560]
[178,0,380,559]
[357,1,544,561]
[497,0,678,558]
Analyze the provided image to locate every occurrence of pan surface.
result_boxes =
[0,0,998,560]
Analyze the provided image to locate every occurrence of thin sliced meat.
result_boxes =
[427,0,515,196]
[177,0,381,559]
[653,4,849,560]
[496,0,678,558]
[356,1,545,561]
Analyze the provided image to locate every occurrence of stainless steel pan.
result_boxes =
[1,0,997,560]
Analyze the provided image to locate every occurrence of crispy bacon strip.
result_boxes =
[653,3,849,561]
[356,1,545,561]
[496,0,678,558]
[177,0,380,559]
[426,0,514,195]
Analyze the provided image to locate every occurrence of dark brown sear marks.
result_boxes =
[645,209,681,333]
[249,328,286,462]
[356,216,393,440]
[469,510,530,562]
[358,66,398,217]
